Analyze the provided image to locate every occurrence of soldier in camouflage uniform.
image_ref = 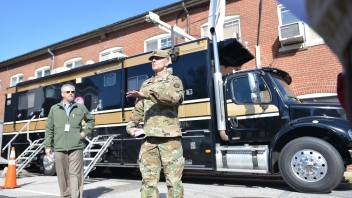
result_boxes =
[126,49,184,198]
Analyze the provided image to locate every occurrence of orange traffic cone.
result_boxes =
[0,147,21,189]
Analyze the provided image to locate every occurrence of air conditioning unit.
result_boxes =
[51,67,70,75]
[278,22,305,46]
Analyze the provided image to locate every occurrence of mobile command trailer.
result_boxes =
[1,37,352,193]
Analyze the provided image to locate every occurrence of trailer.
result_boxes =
[1,0,352,193]
[1,35,351,193]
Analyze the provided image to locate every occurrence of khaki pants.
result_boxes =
[139,137,184,198]
[55,149,84,198]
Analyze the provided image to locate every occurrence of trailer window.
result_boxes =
[128,75,148,91]
[104,73,116,87]
[18,93,35,110]
[45,86,59,99]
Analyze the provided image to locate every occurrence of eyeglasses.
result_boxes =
[65,91,75,94]
[150,57,165,61]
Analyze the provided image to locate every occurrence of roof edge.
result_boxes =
[0,0,209,68]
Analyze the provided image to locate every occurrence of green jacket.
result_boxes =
[44,102,95,151]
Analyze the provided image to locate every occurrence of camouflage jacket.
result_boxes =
[126,72,184,137]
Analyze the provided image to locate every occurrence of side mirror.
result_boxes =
[248,73,260,103]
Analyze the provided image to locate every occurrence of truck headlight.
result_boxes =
[348,129,352,139]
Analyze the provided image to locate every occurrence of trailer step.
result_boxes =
[82,134,120,179]
[7,138,46,177]
[24,150,37,153]
[85,149,102,153]
[90,141,109,144]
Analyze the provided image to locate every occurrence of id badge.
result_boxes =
[65,124,70,132]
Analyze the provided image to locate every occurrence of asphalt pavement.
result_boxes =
[0,168,351,198]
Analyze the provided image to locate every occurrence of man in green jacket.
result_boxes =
[44,83,95,198]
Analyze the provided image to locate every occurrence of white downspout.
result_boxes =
[48,49,55,72]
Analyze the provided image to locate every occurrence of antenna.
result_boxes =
[145,12,196,41]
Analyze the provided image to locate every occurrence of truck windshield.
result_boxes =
[270,73,301,103]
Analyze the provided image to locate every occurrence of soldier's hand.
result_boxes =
[126,90,145,105]
[128,128,139,137]
[126,90,145,98]
[45,148,52,157]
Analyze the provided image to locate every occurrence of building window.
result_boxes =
[144,34,171,52]
[10,74,23,87]
[35,66,50,78]
[99,47,125,61]
[277,5,324,52]
[86,60,95,65]
[201,16,241,41]
[128,75,148,91]
[280,7,300,25]
[64,57,82,68]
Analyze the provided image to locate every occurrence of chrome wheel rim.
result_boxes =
[291,149,327,182]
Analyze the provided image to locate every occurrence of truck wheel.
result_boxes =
[279,137,344,193]
[40,153,56,176]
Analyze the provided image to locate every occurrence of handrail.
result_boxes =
[85,136,92,144]
[1,115,36,159]
[26,117,33,146]
[26,114,42,145]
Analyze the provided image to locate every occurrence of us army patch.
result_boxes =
[174,83,180,88]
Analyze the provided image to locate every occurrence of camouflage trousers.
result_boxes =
[139,137,184,198]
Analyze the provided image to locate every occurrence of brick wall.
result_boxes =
[221,0,342,96]
[0,0,342,120]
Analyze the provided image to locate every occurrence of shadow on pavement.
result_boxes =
[83,186,114,198]
[332,182,352,192]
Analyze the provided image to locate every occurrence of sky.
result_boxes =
[0,0,181,62]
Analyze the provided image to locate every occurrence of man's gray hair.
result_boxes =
[61,84,75,93]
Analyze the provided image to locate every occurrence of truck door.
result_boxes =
[226,73,280,143]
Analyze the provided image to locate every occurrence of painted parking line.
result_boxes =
[13,188,60,197]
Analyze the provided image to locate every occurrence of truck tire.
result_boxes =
[40,153,56,176]
[279,136,344,193]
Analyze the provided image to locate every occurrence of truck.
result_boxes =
[1,1,352,194]
[1,35,351,193]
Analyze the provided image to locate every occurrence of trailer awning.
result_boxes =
[218,38,254,67]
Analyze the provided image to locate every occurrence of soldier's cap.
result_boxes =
[148,49,172,64]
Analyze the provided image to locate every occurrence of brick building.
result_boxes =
[0,0,342,120]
